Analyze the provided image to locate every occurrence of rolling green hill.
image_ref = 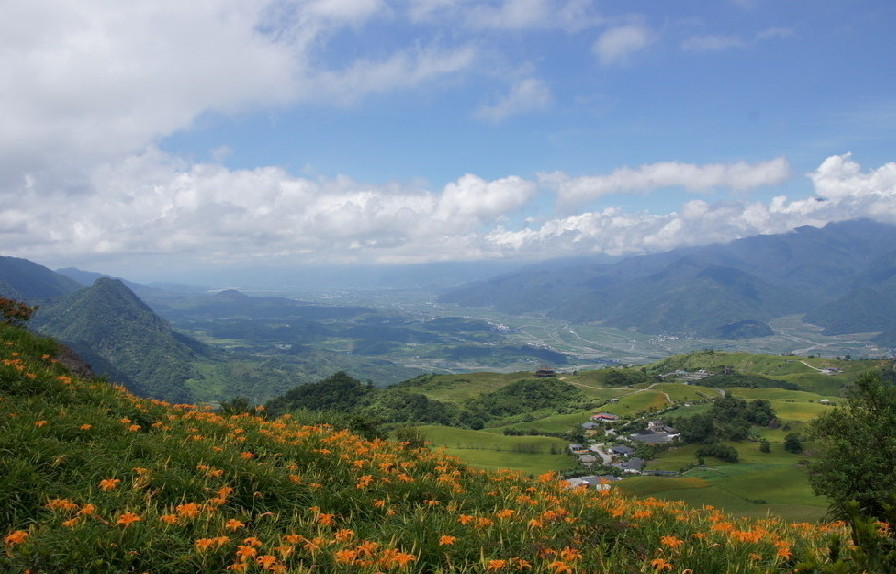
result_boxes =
[0,322,871,573]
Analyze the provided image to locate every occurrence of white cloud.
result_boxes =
[2,149,537,265]
[682,27,794,51]
[3,153,895,268]
[306,44,477,104]
[0,0,481,191]
[682,35,745,51]
[408,0,602,31]
[809,153,896,203]
[543,157,792,209]
[304,0,384,22]
[475,78,553,122]
[0,0,299,187]
[756,27,794,40]
[488,155,896,258]
[593,23,652,65]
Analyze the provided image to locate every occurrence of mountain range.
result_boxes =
[439,219,896,345]
[3,217,896,404]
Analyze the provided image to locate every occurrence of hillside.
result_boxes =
[440,219,896,340]
[0,256,82,302]
[31,277,204,402]
[0,323,866,573]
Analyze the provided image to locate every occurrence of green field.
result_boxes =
[621,442,827,522]
[418,425,577,476]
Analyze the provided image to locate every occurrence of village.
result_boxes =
[564,410,681,490]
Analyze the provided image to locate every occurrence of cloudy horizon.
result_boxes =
[2,1,895,282]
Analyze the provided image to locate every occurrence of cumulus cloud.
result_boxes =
[6,152,895,269]
[593,23,653,65]
[475,78,553,122]
[543,157,792,209]
[487,155,896,259]
[0,0,480,190]
[3,148,539,265]
[0,0,299,186]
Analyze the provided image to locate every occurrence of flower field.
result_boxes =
[0,324,860,573]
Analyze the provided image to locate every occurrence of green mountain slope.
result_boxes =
[32,277,203,402]
[440,219,896,339]
[0,256,82,302]
[551,261,806,338]
[0,323,862,573]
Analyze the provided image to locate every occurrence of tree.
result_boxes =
[808,372,896,521]
[784,433,804,454]
[758,438,771,453]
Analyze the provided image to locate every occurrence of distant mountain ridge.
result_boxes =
[0,256,82,301]
[440,219,896,342]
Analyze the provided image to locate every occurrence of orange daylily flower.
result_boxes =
[4,530,28,545]
[99,478,121,491]
[116,512,141,526]
[176,503,201,518]
[660,535,685,549]
[235,546,258,561]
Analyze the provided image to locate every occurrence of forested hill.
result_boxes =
[31,277,205,402]
[439,218,896,341]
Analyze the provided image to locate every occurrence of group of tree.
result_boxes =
[695,372,800,390]
[600,367,653,387]
[263,371,587,433]
[671,394,777,444]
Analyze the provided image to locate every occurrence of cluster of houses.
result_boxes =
[564,412,680,490]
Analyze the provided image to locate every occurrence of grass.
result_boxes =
[417,425,576,476]
[483,410,595,434]
[600,389,670,416]
[620,440,828,523]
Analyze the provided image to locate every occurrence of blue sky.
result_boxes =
[2,0,896,283]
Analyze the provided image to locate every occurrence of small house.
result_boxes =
[609,445,635,457]
[591,412,619,423]
[578,454,598,466]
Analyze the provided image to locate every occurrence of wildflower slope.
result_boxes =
[1,323,851,573]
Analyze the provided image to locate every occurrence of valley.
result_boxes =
[234,287,889,371]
